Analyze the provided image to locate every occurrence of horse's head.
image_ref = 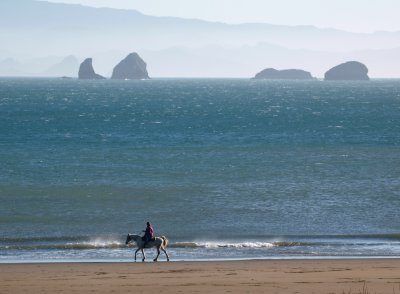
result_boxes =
[125,234,132,245]
[126,234,140,245]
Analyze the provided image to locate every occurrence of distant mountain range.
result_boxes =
[139,44,400,78]
[0,56,79,77]
[0,0,399,77]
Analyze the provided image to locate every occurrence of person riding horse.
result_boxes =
[142,222,154,248]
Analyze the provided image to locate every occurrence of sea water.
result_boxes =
[1,78,400,262]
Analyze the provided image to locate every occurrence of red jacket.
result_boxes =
[145,224,154,239]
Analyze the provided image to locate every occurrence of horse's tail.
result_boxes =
[161,236,168,248]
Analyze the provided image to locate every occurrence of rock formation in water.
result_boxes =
[325,61,370,81]
[78,58,105,80]
[111,53,149,80]
[254,68,314,80]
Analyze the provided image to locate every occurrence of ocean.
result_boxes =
[1,78,400,262]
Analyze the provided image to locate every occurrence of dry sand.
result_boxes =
[1,259,400,294]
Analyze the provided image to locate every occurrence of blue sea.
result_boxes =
[1,78,400,263]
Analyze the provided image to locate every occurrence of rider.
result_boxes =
[142,222,154,248]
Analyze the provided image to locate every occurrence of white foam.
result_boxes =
[198,242,274,249]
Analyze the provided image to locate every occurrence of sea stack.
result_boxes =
[325,61,369,81]
[111,53,149,80]
[254,68,314,80]
[78,58,105,80]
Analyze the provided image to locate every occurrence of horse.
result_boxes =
[125,234,170,262]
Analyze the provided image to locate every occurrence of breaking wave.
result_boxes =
[172,241,302,248]
[3,234,400,251]
[1,239,304,251]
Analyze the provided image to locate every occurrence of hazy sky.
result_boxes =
[44,0,400,33]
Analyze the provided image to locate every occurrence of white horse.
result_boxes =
[125,234,170,262]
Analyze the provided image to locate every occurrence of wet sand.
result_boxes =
[1,259,400,294]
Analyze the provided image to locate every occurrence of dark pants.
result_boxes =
[142,235,151,247]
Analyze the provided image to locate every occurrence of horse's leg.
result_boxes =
[134,248,140,262]
[153,247,161,262]
[162,248,170,262]
[141,248,145,262]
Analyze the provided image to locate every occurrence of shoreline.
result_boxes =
[2,259,400,294]
[2,255,400,264]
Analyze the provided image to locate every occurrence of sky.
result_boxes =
[44,0,400,33]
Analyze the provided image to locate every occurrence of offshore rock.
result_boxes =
[325,61,370,80]
[78,58,105,80]
[254,68,314,80]
[111,53,149,80]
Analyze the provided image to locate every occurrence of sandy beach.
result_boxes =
[1,259,400,294]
